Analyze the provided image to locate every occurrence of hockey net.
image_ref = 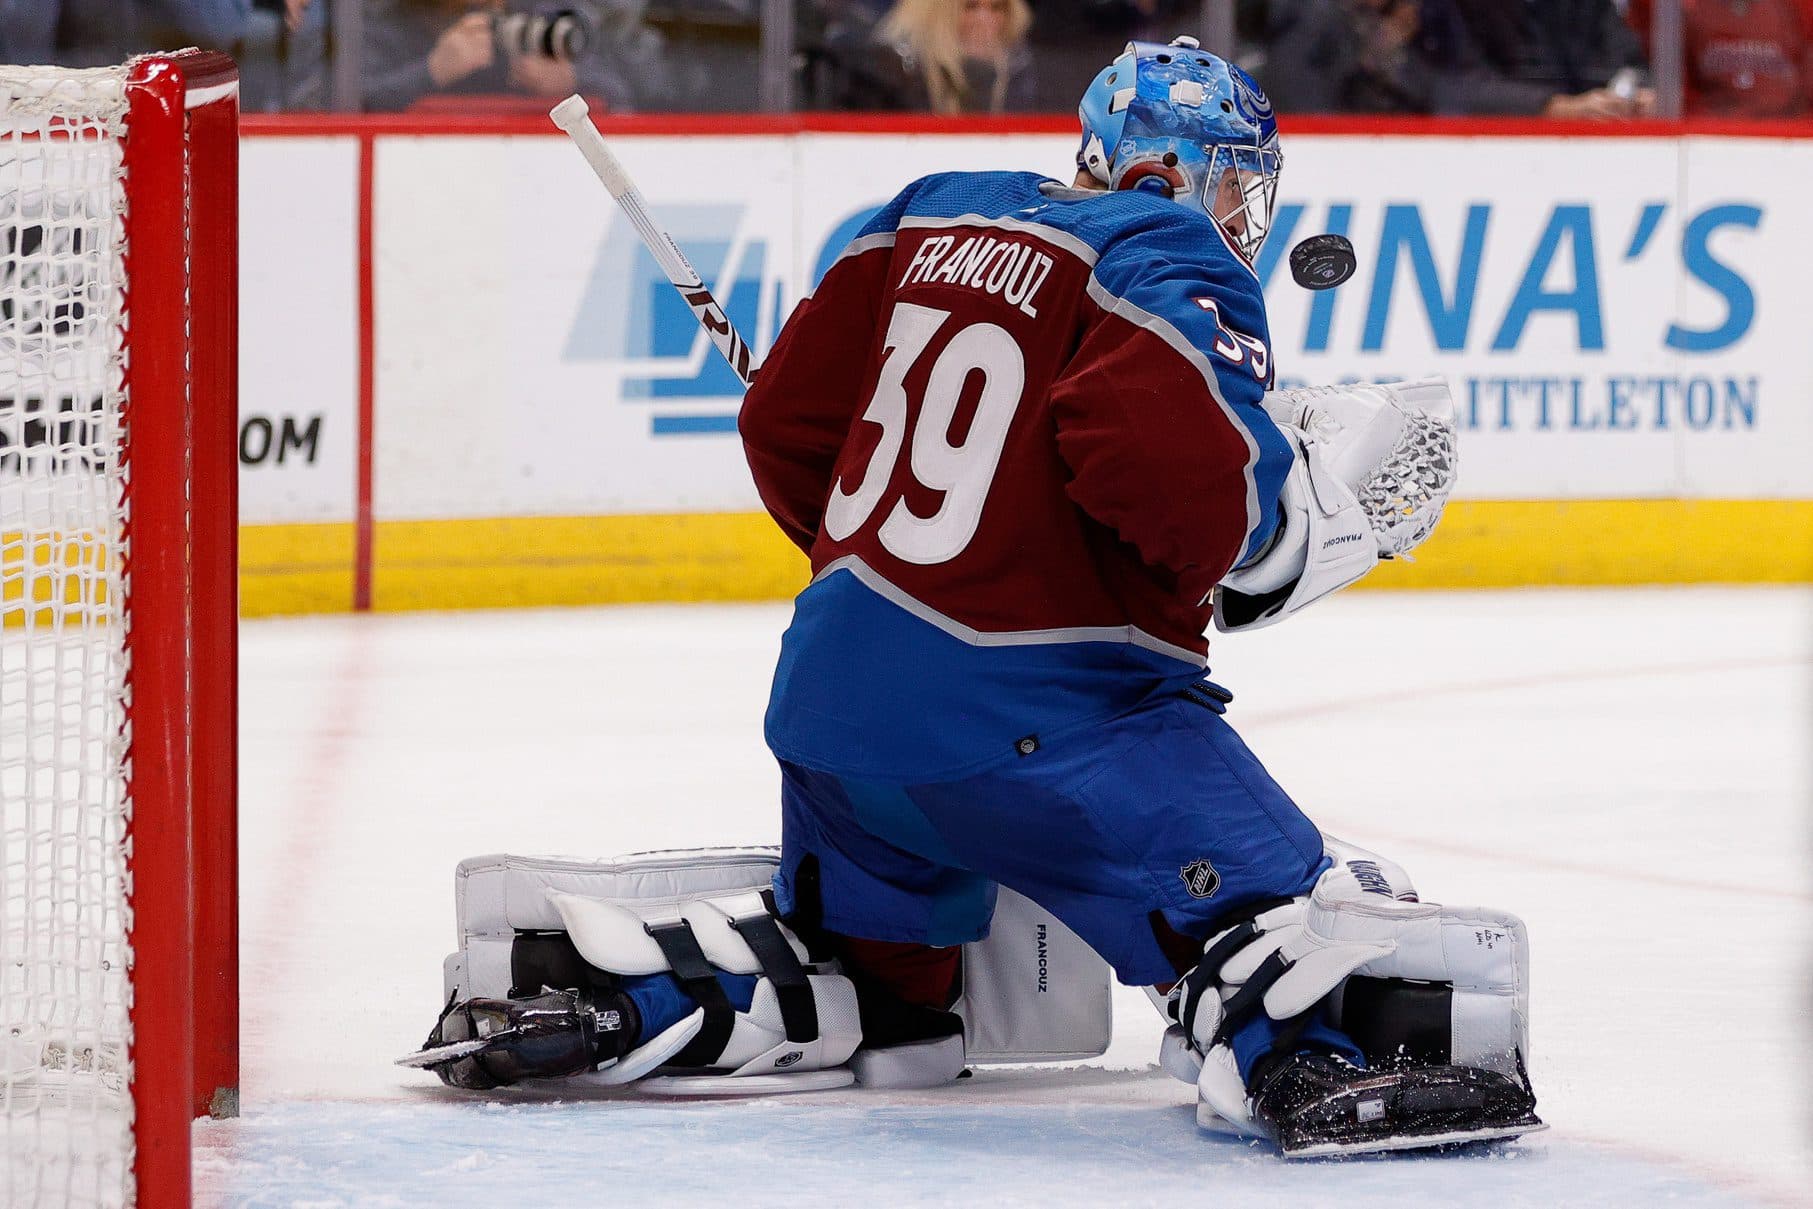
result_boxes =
[0,53,239,1208]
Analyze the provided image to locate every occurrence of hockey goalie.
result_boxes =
[402,39,1542,1159]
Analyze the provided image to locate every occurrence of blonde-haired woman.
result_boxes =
[875,0,1035,113]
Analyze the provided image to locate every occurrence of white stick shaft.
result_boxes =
[550,95,699,287]
[551,95,759,385]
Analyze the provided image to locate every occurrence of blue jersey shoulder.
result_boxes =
[1039,190,1287,567]
[1068,194,1266,332]
[857,170,1054,238]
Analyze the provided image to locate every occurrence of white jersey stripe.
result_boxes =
[813,554,1207,668]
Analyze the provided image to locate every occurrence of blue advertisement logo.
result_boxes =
[561,203,889,438]
[1253,199,1761,355]
[563,203,782,435]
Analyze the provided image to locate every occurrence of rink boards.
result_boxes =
[218,118,1813,614]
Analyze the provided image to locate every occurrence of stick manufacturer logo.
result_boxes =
[1180,859,1221,899]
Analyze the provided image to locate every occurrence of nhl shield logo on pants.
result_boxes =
[1180,859,1220,899]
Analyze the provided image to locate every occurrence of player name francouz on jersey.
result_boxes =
[897,233,1056,318]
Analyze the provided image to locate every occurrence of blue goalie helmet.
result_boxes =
[1077,37,1282,261]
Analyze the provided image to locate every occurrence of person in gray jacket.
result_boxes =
[358,0,648,112]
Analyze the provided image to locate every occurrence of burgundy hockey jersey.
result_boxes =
[739,170,1293,780]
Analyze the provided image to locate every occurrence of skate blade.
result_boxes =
[1282,1118,1548,1159]
[394,1039,489,1068]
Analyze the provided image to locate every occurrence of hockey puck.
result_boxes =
[1289,233,1357,291]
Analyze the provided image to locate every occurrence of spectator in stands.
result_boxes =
[0,0,60,63]
[799,0,886,108]
[360,0,644,112]
[1416,0,1655,118]
[1016,1,1213,116]
[17,0,251,66]
[1258,0,1430,113]
[829,0,1035,112]
[1043,0,1201,44]
[1627,0,1812,116]
[263,0,331,110]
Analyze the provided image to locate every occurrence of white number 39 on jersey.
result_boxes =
[1193,296,1269,381]
[824,303,1027,566]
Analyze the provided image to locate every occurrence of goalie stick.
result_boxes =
[550,94,758,387]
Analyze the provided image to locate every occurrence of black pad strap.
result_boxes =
[645,920,736,1067]
[1198,921,1261,990]
[729,914,819,1044]
[1209,949,1293,1051]
[1179,919,1265,1043]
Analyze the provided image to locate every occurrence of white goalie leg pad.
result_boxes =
[955,886,1112,1062]
[546,888,862,1083]
[1321,904,1534,1082]
[1161,837,1533,1135]
[445,849,1112,1069]
[1214,427,1378,633]
[1259,845,1533,1082]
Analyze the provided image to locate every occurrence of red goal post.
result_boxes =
[0,50,239,1208]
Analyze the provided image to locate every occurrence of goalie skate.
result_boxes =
[1246,1053,1546,1159]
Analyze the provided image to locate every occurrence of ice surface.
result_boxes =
[207,587,1811,1207]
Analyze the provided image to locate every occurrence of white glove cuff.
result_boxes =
[1215,427,1378,632]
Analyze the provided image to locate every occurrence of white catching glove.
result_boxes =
[1215,377,1458,632]
[1262,376,1459,560]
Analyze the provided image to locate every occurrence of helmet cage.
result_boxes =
[1203,143,1281,263]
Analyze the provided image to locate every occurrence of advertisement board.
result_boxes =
[374,131,1806,515]
[227,123,1813,613]
[239,135,360,525]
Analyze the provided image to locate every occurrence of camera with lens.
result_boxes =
[492,10,591,62]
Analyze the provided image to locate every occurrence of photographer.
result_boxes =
[363,0,642,112]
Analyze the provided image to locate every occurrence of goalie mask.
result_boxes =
[1076,38,1282,261]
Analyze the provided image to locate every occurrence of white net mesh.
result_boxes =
[0,65,134,1209]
